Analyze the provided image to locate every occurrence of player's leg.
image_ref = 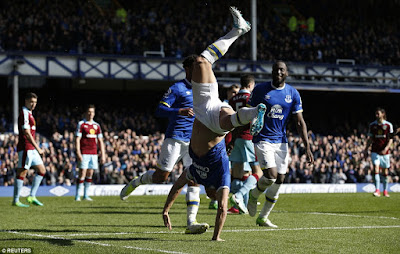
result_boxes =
[13,167,29,207]
[371,153,381,197]
[75,168,86,201]
[256,143,288,228]
[381,155,391,197]
[201,6,251,65]
[229,162,246,214]
[27,163,46,206]
[83,168,94,201]
[120,138,181,200]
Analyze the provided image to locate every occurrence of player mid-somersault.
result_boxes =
[162,6,267,241]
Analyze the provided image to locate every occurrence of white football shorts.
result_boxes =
[371,152,390,169]
[18,150,44,170]
[157,138,192,172]
[191,81,232,135]
[78,154,99,170]
[254,141,289,175]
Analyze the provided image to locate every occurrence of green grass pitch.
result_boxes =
[1,193,399,253]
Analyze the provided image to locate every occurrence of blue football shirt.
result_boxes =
[157,79,194,142]
[248,81,303,143]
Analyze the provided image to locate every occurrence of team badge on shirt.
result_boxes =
[285,95,292,103]
[265,95,271,100]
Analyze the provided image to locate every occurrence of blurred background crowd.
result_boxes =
[1,101,399,187]
[0,0,399,66]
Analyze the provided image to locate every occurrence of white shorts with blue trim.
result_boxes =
[254,141,289,175]
[191,81,232,135]
[18,150,43,170]
[157,138,191,172]
[78,154,99,170]
[371,152,390,169]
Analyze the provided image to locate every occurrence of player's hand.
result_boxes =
[37,148,44,155]
[77,154,83,162]
[306,148,314,165]
[178,108,194,117]
[101,156,106,164]
[226,142,234,156]
[162,212,172,230]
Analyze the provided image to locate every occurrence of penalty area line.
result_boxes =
[2,230,188,254]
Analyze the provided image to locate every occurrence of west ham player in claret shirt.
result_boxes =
[366,107,394,197]
[13,92,46,207]
[75,104,106,201]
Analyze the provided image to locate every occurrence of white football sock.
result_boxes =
[137,170,155,185]
[186,186,200,225]
[201,28,242,64]
[259,183,282,219]
[230,107,259,127]
[251,176,276,198]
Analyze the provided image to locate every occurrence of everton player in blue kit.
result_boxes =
[120,55,209,234]
[247,61,314,227]
[162,7,266,241]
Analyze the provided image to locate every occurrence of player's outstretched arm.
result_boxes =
[162,170,189,230]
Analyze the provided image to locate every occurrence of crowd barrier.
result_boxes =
[0,183,399,197]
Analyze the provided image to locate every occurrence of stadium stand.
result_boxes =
[0,0,399,65]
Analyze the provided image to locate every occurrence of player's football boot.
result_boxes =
[247,189,258,217]
[230,194,248,214]
[229,6,251,35]
[227,206,240,214]
[373,189,381,197]
[208,200,218,210]
[185,222,210,234]
[120,177,139,201]
[27,196,43,206]
[256,217,278,228]
[250,103,266,136]
[83,196,93,201]
[12,201,30,207]
[75,196,81,201]
[383,190,390,197]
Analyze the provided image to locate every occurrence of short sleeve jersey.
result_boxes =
[248,81,303,143]
[229,89,252,140]
[76,119,103,155]
[368,120,393,154]
[17,106,36,151]
[159,79,194,142]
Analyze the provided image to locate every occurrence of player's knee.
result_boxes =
[152,169,169,183]
[263,168,278,179]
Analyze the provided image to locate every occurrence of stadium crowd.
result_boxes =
[1,103,399,187]
[0,0,399,66]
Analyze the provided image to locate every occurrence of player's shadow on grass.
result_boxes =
[0,238,73,246]
[48,224,184,229]
[9,229,81,233]
[58,210,187,215]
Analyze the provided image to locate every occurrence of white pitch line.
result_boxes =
[302,212,400,220]
[3,231,188,254]
[223,225,400,233]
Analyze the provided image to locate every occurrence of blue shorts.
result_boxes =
[187,140,230,191]
[78,154,99,170]
[371,153,390,169]
[18,150,43,170]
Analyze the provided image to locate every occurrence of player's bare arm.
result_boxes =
[75,136,83,161]
[162,171,189,230]
[24,129,43,155]
[294,112,314,164]
[98,137,106,163]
